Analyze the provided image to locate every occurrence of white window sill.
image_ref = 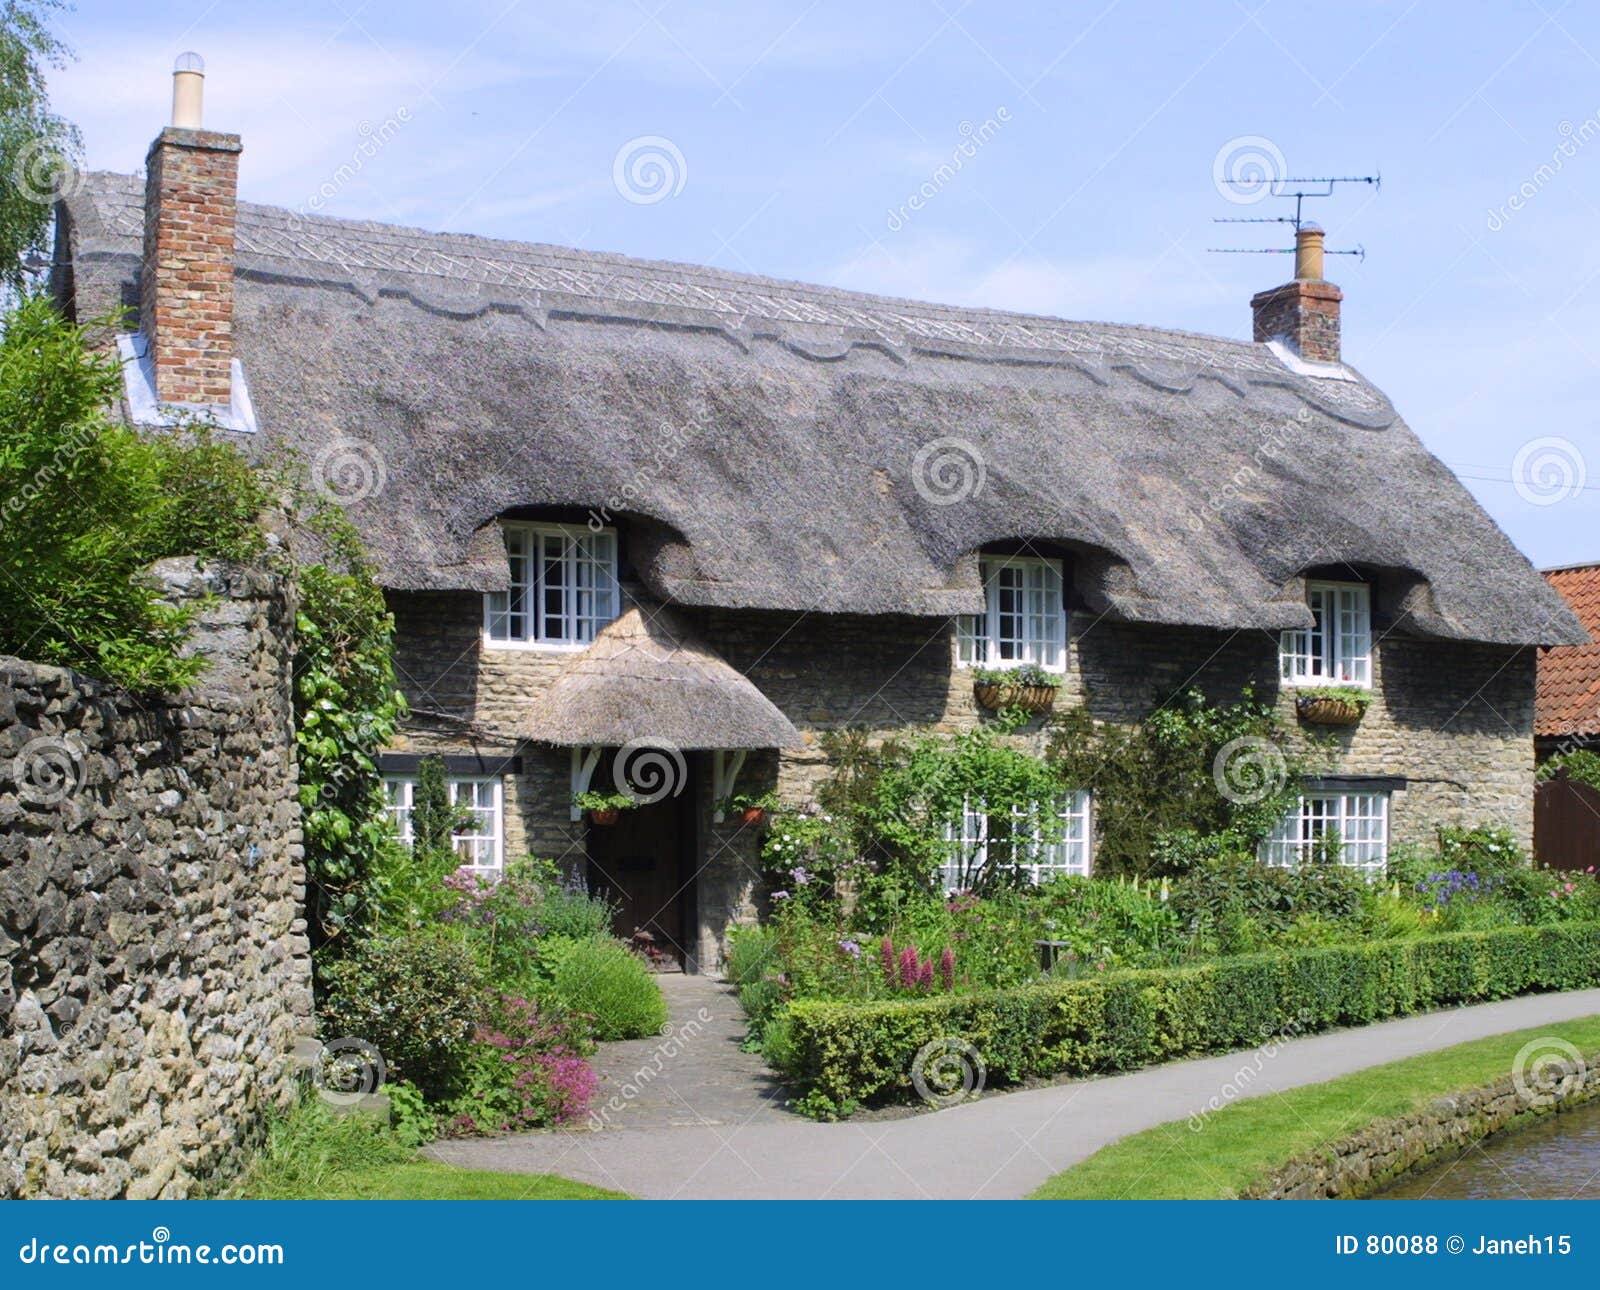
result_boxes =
[482,636,593,653]
[1280,677,1372,692]
[957,659,1068,675]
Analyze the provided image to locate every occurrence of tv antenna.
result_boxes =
[1208,173,1378,260]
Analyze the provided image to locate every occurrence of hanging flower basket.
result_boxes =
[1295,690,1367,727]
[974,682,1058,714]
[588,807,621,826]
[740,805,768,826]
[972,665,1061,715]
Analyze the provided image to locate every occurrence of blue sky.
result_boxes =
[44,0,1600,569]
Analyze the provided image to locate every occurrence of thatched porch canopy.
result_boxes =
[521,606,801,750]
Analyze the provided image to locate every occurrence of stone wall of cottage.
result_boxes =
[0,561,313,1199]
[389,588,1536,974]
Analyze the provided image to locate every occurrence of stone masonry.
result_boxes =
[1245,1047,1600,1199]
[0,560,312,1199]
[390,587,1537,974]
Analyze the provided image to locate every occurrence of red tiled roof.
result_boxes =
[1538,564,1600,737]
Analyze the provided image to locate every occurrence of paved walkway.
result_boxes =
[425,980,1600,1199]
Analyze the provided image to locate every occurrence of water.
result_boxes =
[1378,1099,1600,1199]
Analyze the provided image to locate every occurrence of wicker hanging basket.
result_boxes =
[1295,695,1363,727]
[974,682,1058,714]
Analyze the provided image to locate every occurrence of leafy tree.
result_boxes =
[0,296,268,688]
[0,0,80,293]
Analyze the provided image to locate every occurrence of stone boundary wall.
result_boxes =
[0,559,313,1198]
[1244,1046,1600,1199]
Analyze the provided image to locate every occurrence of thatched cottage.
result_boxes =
[52,60,1585,971]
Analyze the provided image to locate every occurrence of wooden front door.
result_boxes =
[586,768,695,969]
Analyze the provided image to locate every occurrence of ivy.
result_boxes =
[1048,686,1322,877]
[792,719,1070,912]
[291,502,407,956]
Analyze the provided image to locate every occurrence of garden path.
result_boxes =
[425,982,1600,1199]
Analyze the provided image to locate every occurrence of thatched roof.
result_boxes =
[521,604,801,749]
[58,172,1584,646]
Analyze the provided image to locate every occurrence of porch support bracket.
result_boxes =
[569,745,602,821]
[711,749,748,823]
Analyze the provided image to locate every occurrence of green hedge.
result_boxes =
[778,924,1600,1116]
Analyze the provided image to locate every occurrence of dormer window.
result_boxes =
[957,555,1066,671]
[1280,580,1371,687]
[484,521,620,648]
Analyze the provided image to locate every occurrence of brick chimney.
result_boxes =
[140,53,241,407]
[1250,223,1342,365]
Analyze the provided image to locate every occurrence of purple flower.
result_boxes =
[772,890,790,901]
[839,938,862,957]
[790,866,812,885]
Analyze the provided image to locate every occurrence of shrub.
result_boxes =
[438,857,618,990]
[318,931,485,1100]
[545,937,668,1040]
[775,923,1600,1115]
[438,994,598,1136]
[725,923,781,988]
[1169,855,1366,940]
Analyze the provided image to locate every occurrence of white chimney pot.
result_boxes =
[171,52,205,129]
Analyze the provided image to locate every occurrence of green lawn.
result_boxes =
[230,1097,629,1200]
[250,1159,627,1200]
[1032,1014,1600,1199]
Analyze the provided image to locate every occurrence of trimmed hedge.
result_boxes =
[778,923,1600,1116]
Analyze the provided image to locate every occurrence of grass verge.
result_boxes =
[230,1096,628,1200]
[1031,1013,1600,1199]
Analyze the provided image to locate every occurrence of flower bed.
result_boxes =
[774,923,1600,1117]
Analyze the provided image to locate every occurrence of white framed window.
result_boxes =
[1280,580,1371,687]
[384,775,504,876]
[957,556,1066,670]
[1259,791,1388,874]
[484,522,619,649]
[939,790,1092,890]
